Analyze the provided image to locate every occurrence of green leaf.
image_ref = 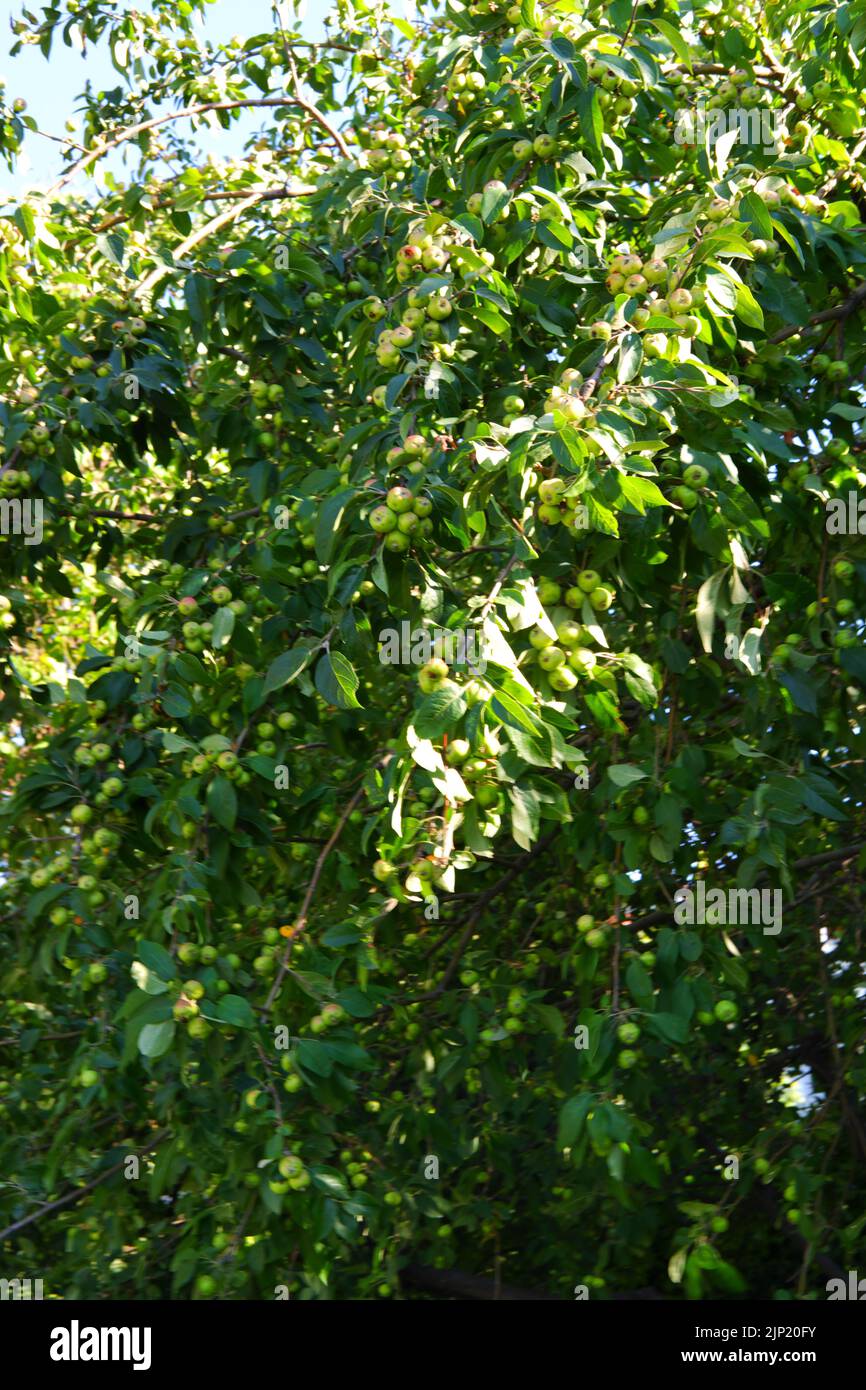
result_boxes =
[557,1093,592,1148]
[734,281,764,330]
[138,1021,176,1059]
[263,646,314,697]
[315,488,355,565]
[212,605,235,650]
[778,671,817,715]
[625,960,653,999]
[695,569,727,653]
[137,940,176,982]
[648,17,692,69]
[508,783,540,849]
[608,764,648,788]
[207,775,237,831]
[646,1012,689,1044]
[414,686,468,738]
[578,86,603,155]
[738,191,773,239]
[617,332,643,383]
[213,994,255,1028]
[315,651,362,709]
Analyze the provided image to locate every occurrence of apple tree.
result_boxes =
[1,0,865,1299]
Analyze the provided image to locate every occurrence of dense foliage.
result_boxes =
[1,0,865,1301]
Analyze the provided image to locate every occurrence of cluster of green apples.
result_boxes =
[811,352,852,383]
[0,464,33,494]
[376,432,434,479]
[518,573,616,692]
[537,364,590,431]
[444,61,488,110]
[176,582,250,649]
[533,474,587,534]
[364,290,455,371]
[65,739,126,808]
[585,59,640,125]
[368,482,434,554]
[773,558,861,660]
[362,125,412,177]
[669,460,711,511]
[29,824,121,923]
[603,248,706,345]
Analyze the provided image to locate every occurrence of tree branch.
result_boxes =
[768,281,866,345]
[49,96,350,197]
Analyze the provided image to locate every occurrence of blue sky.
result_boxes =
[0,0,334,195]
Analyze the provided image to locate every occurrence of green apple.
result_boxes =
[418,658,449,693]
[537,645,566,670]
[533,133,558,159]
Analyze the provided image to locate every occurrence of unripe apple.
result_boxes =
[513,139,533,160]
[538,644,566,671]
[538,477,566,504]
[568,647,597,675]
[672,485,698,510]
[682,464,708,487]
[589,586,614,611]
[668,287,693,311]
[642,259,667,285]
[533,133,558,159]
[644,333,668,358]
[714,999,738,1023]
[386,486,414,513]
[537,579,562,605]
[826,359,850,381]
[549,666,578,692]
[590,320,612,340]
[178,596,199,616]
[418,658,449,693]
[556,620,582,647]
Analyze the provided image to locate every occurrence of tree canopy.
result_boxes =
[1,0,865,1301]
